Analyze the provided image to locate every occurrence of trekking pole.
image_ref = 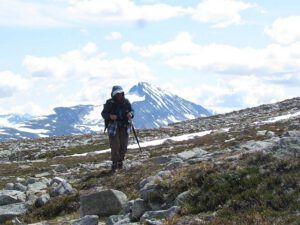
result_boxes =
[129,120,142,153]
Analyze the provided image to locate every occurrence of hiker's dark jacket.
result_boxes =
[101,98,134,125]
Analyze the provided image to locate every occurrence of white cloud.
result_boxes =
[125,32,300,76]
[191,0,253,28]
[105,32,123,40]
[0,71,31,98]
[0,0,67,27]
[170,75,287,114]
[66,0,188,23]
[0,0,254,27]
[265,16,300,45]
[22,42,154,106]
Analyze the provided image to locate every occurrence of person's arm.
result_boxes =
[126,100,134,119]
[101,100,112,120]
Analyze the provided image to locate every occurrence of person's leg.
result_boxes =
[118,126,129,169]
[109,130,121,171]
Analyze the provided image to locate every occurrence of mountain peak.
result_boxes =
[0,82,211,140]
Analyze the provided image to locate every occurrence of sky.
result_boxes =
[0,0,299,115]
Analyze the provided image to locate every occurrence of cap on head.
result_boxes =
[111,85,124,97]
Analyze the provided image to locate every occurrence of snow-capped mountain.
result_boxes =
[0,82,211,141]
[127,82,211,128]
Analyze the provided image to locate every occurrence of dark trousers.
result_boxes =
[109,125,128,163]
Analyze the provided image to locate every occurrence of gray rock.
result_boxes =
[54,164,68,173]
[240,140,277,152]
[80,189,127,217]
[140,171,170,191]
[71,215,99,225]
[175,191,191,207]
[16,177,26,185]
[266,131,276,138]
[14,183,27,192]
[27,182,48,193]
[177,148,207,161]
[106,214,130,225]
[165,158,184,170]
[35,172,51,178]
[277,136,300,157]
[50,181,74,197]
[123,200,134,214]
[130,199,148,220]
[140,186,163,206]
[5,183,14,190]
[35,194,50,208]
[0,202,29,224]
[140,206,180,222]
[257,130,267,136]
[283,130,300,137]
[26,177,38,185]
[0,190,26,206]
[144,220,163,225]
[152,155,174,165]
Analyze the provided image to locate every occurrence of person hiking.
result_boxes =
[101,85,134,171]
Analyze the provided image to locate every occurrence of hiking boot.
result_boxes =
[117,161,123,170]
[111,162,117,172]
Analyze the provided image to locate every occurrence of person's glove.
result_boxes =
[126,112,132,119]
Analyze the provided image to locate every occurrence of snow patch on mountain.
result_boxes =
[0,82,211,141]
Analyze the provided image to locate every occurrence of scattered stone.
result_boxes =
[177,148,207,161]
[165,158,184,170]
[5,183,14,191]
[257,130,267,136]
[152,155,174,165]
[0,202,29,224]
[50,181,74,197]
[26,177,38,185]
[80,189,127,217]
[175,191,191,207]
[144,219,163,225]
[19,165,31,170]
[106,214,130,225]
[0,190,26,206]
[35,172,51,178]
[71,215,99,225]
[27,182,48,193]
[266,131,276,138]
[14,183,27,192]
[123,200,134,214]
[54,164,68,173]
[35,194,50,208]
[130,199,148,220]
[140,206,180,222]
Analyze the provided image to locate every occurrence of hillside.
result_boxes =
[0,97,299,225]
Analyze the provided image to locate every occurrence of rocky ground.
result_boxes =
[0,97,299,225]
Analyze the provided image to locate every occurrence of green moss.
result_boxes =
[23,193,79,223]
[157,153,299,225]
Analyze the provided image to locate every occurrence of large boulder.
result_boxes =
[80,189,127,217]
[0,202,29,223]
[0,190,26,206]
